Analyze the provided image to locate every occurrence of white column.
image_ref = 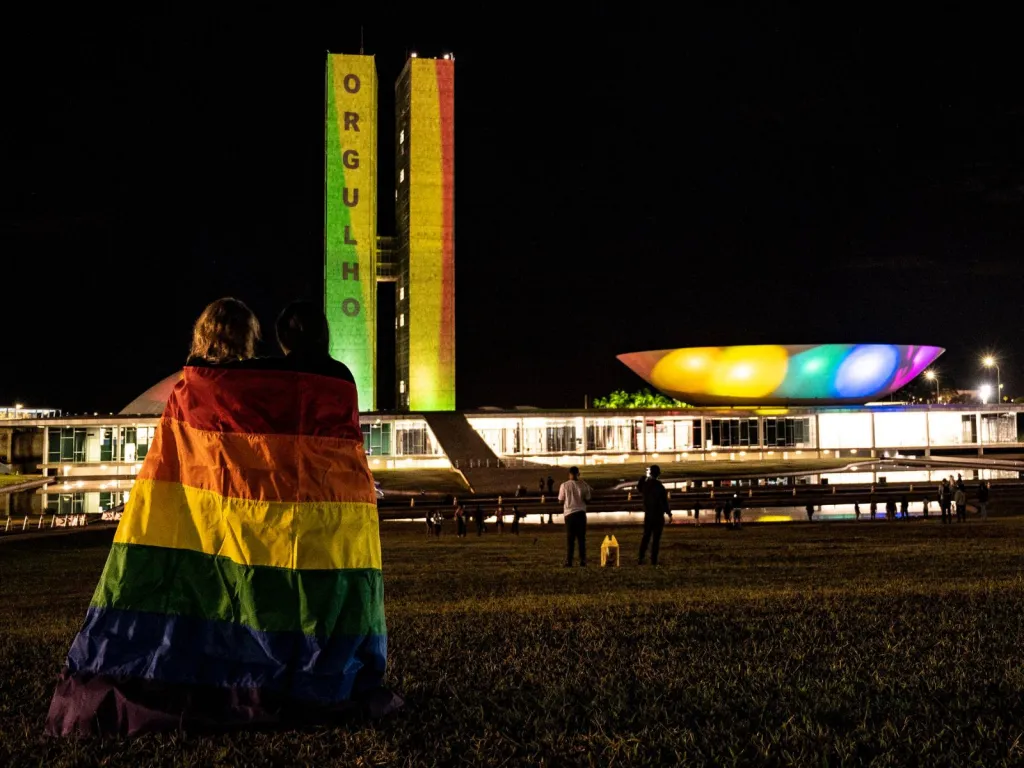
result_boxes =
[870,412,877,458]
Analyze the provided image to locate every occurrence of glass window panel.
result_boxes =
[48,428,61,464]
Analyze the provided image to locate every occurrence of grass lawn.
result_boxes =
[372,468,470,493]
[4,520,1024,765]
[0,474,42,490]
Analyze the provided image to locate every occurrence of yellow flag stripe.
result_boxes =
[114,479,382,571]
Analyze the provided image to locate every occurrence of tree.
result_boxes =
[592,388,689,409]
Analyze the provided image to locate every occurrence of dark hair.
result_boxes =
[649,464,661,478]
[569,466,580,478]
[189,298,260,362]
[276,301,330,355]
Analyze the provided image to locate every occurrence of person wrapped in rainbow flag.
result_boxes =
[46,299,400,736]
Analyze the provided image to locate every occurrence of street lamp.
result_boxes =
[924,370,939,402]
[983,356,1001,402]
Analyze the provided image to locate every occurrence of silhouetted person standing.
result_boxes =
[455,503,467,538]
[475,505,485,536]
[638,465,672,565]
[511,505,522,535]
[954,485,967,523]
[558,466,592,567]
[940,480,952,524]
[547,475,555,495]
[978,481,990,521]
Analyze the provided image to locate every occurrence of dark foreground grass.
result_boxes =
[3,521,1024,766]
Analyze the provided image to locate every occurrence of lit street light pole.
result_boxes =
[924,370,939,402]
[982,356,1001,403]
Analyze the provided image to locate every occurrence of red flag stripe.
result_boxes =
[165,367,362,438]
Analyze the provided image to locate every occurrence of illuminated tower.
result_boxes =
[395,55,455,411]
[325,54,378,410]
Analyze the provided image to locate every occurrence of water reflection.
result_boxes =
[385,502,944,526]
[661,466,1020,490]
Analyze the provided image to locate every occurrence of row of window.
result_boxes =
[482,418,812,454]
[361,423,437,456]
[47,427,155,464]
[44,491,127,514]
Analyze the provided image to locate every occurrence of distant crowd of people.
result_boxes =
[421,465,999,569]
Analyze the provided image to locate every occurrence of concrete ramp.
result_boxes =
[420,413,558,494]
[421,412,500,470]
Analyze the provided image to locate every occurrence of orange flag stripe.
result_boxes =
[138,418,377,504]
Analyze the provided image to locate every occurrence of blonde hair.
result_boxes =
[189,298,261,362]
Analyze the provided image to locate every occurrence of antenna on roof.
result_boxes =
[359,27,364,54]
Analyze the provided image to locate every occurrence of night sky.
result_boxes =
[3,8,1021,413]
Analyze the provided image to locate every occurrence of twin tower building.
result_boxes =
[325,52,455,411]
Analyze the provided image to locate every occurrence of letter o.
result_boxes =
[342,298,361,317]
[343,74,360,94]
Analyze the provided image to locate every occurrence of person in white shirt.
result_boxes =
[558,466,592,567]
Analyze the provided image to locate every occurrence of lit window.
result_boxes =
[400,380,406,394]
[399,169,405,183]
[399,129,405,144]
[399,286,405,301]
[400,313,405,327]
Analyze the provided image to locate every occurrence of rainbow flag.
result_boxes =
[46,365,395,736]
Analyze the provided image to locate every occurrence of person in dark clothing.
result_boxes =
[539,478,546,495]
[454,503,467,537]
[546,475,555,495]
[234,300,356,382]
[511,505,522,535]
[854,502,861,520]
[806,504,815,521]
[885,498,897,521]
[638,465,672,565]
[978,481,990,521]
[939,480,952,524]
[474,505,485,536]
[954,485,967,523]
[900,496,909,520]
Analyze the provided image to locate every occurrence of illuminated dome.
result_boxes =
[119,371,183,415]
[617,344,944,405]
